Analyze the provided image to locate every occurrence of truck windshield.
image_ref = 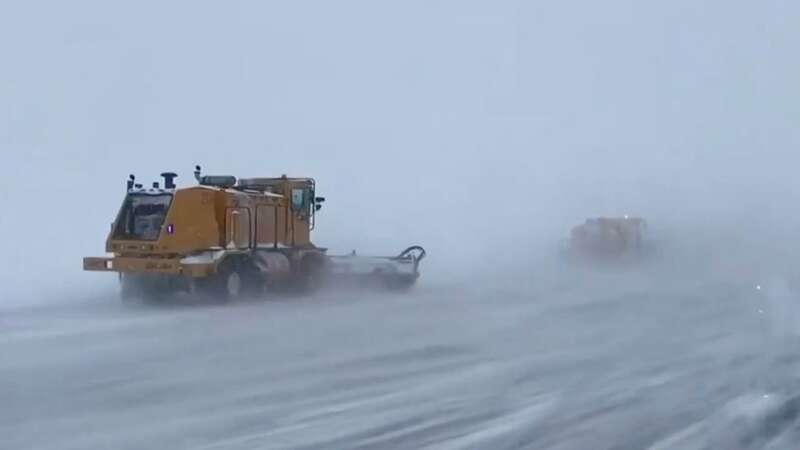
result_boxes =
[113,194,173,241]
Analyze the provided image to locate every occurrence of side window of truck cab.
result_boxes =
[291,189,304,210]
[291,188,311,215]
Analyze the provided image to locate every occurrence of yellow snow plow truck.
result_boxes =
[83,167,426,301]
[568,216,648,262]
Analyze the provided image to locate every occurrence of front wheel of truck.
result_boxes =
[119,274,138,303]
[194,258,254,303]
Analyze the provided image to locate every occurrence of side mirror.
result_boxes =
[315,197,326,203]
[315,204,322,211]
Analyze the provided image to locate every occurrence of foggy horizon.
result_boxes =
[2,2,800,448]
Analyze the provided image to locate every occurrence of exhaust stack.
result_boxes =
[161,172,178,190]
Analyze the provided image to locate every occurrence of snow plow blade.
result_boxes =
[326,246,427,290]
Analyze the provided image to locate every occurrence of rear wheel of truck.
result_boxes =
[224,271,242,298]
[295,254,325,294]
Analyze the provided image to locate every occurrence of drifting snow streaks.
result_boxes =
[2,272,800,449]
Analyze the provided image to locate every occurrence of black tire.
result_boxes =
[120,274,139,303]
[296,254,325,294]
[120,274,171,303]
[238,259,265,297]
[194,257,259,303]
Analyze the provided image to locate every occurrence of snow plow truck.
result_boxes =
[568,216,649,262]
[83,167,426,301]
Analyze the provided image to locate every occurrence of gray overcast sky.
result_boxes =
[1,1,798,300]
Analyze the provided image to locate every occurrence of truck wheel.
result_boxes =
[195,259,247,303]
[120,274,139,303]
[224,270,242,299]
[121,274,171,303]
[297,254,325,294]
[238,260,264,297]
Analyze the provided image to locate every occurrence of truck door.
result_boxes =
[290,187,312,246]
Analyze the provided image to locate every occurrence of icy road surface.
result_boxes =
[3,270,800,449]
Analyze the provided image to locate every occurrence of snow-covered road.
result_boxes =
[2,270,799,449]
